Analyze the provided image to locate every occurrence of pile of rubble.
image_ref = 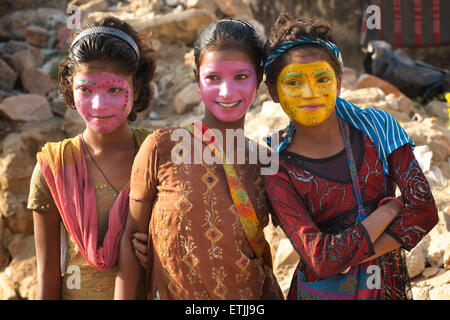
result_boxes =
[0,0,448,299]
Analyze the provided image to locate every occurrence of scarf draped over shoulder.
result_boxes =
[271,97,414,175]
[36,128,151,270]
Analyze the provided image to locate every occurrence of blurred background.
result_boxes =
[0,0,449,299]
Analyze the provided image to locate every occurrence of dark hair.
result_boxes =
[264,13,342,86]
[193,18,265,85]
[58,15,156,121]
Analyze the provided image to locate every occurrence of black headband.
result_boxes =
[70,26,140,59]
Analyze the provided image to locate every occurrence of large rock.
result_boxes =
[274,238,299,267]
[245,100,290,145]
[20,68,54,95]
[3,234,37,299]
[186,0,218,12]
[3,40,32,55]
[406,240,428,278]
[0,58,18,91]
[23,25,48,48]
[411,286,430,300]
[0,8,67,40]
[356,74,404,97]
[0,272,17,300]
[9,48,44,74]
[339,86,424,123]
[429,284,450,300]
[0,94,53,122]
[174,82,201,114]
[130,9,216,43]
[0,118,65,235]
[402,118,450,163]
[426,234,450,268]
[129,0,162,15]
[63,107,85,137]
[425,100,449,123]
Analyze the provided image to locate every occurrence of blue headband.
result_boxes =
[264,36,343,74]
[70,26,140,59]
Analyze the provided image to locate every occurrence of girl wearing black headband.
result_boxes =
[115,18,284,300]
[28,15,156,299]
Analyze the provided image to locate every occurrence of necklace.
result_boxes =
[81,132,137,195]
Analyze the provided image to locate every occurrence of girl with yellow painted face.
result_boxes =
[263,14,438,300]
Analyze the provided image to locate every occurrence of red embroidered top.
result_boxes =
[263,126,438,299]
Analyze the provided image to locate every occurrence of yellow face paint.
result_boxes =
[276,60,338,126]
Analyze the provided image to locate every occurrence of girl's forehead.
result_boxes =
[74,61,130,79]
[282,46,331,67]
[280,60,335,73]
[200,49,255,67]
[73,71,130,87]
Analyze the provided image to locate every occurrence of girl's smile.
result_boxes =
[276,60,338,127]
[197,49,258,123]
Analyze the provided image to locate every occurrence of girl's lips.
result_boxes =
[90,114,116,119]
[216,100,242,108]
[301,103,323,110]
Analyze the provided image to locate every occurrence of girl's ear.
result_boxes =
[266,80,279,103]
[336,73,342,97]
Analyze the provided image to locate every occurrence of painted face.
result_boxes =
[276,60,338,126]
[198,50,258,123]
[73,72,132,133]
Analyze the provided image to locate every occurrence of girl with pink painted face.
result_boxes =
[28,16,156,299]
[115,18,283,300]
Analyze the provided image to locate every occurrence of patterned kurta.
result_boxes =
[263,125,438,300]
[130,127,283,300]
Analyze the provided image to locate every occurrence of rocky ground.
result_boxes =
[0,0,449,299]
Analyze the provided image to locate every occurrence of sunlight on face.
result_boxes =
[276,60,338,126]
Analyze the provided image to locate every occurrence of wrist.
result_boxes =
[378,197,403,209]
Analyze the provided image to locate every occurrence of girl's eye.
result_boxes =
[285,79,301,86]
[205,75,220,81]
[235,74,249,81]
[317,76,330,84]
[76,86,91,93]
[108,87,123,94]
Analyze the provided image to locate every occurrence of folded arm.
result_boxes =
[264,173,400,281]
[385,144,438,251]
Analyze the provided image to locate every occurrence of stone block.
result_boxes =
[20,68,54,95]
[0,94,53,122]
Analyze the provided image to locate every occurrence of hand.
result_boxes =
[361,199,403,244]
[132,232,148,269]
[379,199,403,218]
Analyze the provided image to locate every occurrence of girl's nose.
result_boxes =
[218,79,237,98]
[91,93,107,110]
[304,82,319,98]
[302,78,320,98]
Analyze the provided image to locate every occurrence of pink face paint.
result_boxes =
[198,59,257,123]
[73,72,132,133]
